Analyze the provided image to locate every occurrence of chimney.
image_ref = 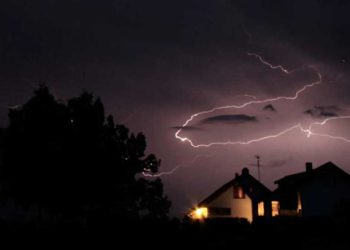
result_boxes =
[242,168,249,176]
[305,162,313,173]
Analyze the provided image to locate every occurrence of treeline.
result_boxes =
[0,85,170,229]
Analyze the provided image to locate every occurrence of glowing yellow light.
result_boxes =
[258,202,264,216]
[271,201,279,217]
[297,192,302,214]
[191,207,208,220]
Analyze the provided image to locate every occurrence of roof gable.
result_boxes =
[199,169,271,206]
[199,179,236,206]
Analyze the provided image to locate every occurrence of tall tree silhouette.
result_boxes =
[0,85,170,221]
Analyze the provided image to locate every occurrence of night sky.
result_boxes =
[2,0,350,217]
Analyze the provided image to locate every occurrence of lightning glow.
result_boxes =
[172,51,350,179]
[175,68,322,148]
[243,94,257,100]
[142,154,214,177]
[175,51,350,148]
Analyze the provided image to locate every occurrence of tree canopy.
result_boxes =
[0,85,170,221]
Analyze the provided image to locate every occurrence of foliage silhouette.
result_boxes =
[0,85,170,222]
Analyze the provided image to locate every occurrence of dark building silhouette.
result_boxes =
[274,161,350,217]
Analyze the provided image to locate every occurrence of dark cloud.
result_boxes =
[268,157,293,168]
[303,105,340,118]
[201,114,258,125]
[170,126,202,131]
[263,104,277,112]
[249,156,293,168]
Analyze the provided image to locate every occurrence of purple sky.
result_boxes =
[1,0,350,216]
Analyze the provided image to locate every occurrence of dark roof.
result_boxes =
[274,171,307,186]
[199,168,271,206]
[274,161,350,190]
[199,179,236,206]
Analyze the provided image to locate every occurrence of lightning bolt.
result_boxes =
[175,66,322,148]
[247,52,291,74]
[242,94,257,100]
[175,50,350,148]
[239,20,253,43]
[142,154,214,177]
[0,104,22,110]
[305,116,350,143]
[182,124,311,148]
[172,51,350,180]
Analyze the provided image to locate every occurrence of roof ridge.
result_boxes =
[198,169,271,206]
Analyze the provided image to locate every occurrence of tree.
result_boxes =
[0,85,170,221]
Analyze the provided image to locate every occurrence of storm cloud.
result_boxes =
[263,104,277,112]
[303,105,340,118]
[201,114,258,125]
[170,126,202,131]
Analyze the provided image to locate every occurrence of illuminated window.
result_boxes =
[271,201,279,217]
[233,186,245,199]
[297,192,302,214]
[191,207,208,220]
[258,202,264,216]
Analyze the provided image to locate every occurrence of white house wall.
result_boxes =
[206,187,253,222]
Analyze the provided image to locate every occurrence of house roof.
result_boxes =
[198,168,271,206]
[274,161,350,191]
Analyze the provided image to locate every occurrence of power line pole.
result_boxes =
[255,155,261,181]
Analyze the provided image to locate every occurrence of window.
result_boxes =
[297,192,302,214]
[258,202,264,216]
[233,186,245,199]
[209,207,231,216]
[271,201,280,217]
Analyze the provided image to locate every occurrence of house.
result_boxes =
[274,161,350,217]
[189,168,276,222]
